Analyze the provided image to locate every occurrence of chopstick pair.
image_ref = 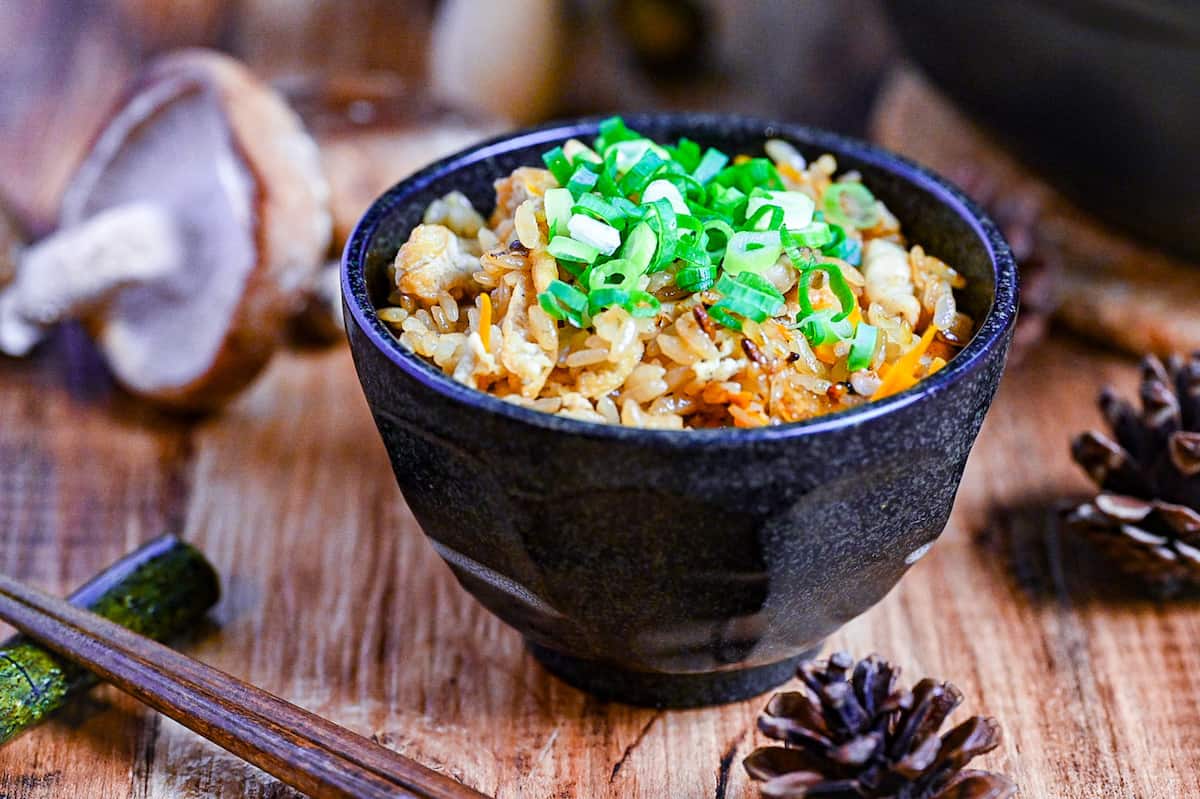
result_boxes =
[0,571,490,799]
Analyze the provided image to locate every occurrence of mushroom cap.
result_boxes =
[0,200,24,290]
[60,49,331,410]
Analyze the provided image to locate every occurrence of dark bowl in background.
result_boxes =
[342,114,1018,708]
[886,0,1200,262]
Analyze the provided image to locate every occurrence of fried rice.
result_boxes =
[378,123,972,430]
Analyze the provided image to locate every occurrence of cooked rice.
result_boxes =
[380,146,972,429]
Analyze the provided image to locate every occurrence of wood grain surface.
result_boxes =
[3,5,1198,798]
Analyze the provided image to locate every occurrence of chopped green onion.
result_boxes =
[708,183,747,219]
[626,290,661,318]
[610,139,670,174]
[610,196,643,219]
[542,146,573,186]
[539,280,587,327]
[642,198,679,271]
[587,258,642,291]
[712,271,786,324]
[620,150,667,196]
[565,164,600,199]
[668,137,702,172]
[797,263,857,322]
[673,233,711,268]
[642,179,690,215]
[723,230,783,275]
[798,310,853,346]
[692,148,730,185]
[708,305,743,331]
[744,204,785,233]
[746,189,815,230]
[715,158,784,193]
[620,222,658,271]
[848,323,878,371]
[676,264,717,292]
[588,287,630,315]
[820,223,862,266]
[548,235,600,265]
[567,214,621,256]
[532,118,889,338]
[789,220,833,249]
[702,219,736,259]
[566,140,602,165]
[573,193,628,230]
[823,182,880,229]
[596,116,641,151]
[543,188,573,237]
[779,227,819,272]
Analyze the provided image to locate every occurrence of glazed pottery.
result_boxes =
[343,114,1018,707]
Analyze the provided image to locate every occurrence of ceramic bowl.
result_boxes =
[342,114,1018,708]
[886,0,1200,261]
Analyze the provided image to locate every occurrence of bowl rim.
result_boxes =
[342,112,1019,446]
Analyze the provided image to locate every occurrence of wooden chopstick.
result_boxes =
[0,572,491,799]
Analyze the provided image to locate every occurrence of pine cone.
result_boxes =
[743,652,1015,799]
[1066,353,1200,596]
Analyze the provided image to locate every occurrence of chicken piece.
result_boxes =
[499,273,555,397]
[862,239,920,326]
[490,167,557,229]
[575,308,643,398]
[392,224,480,303]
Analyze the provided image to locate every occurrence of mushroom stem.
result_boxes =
[0,203,182,356]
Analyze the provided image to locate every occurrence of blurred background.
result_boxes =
[2,0,1198,367]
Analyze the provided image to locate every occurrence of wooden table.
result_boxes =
[4,6,1200,798]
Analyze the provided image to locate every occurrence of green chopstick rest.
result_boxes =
[0,534,220,744]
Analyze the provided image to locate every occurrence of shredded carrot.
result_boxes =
[872,324,939,400]
[848,304,863,327]
[778,163,803,183]
[728,391,756,409]
[478,293,492,352]
[814,343,839,365]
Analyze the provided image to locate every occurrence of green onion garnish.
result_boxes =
[567,214,621,256]
[620,222,658,271]
[619,150,667,195]
[790,220,833,249]
[798,310,854,346]
[676,264,717,293]
[587,258,641,292]
[543,188,574,237]
[539,280,588,327]
[702,219,736,259]
[723,231,783,276]
[534,117,878,343]
[642,198,680,271]
[642,179,691,215]
[823,182,880,230]
[710,271,786,328]
[627,290,662,318]
[692,148,730,185]
[573,193,629,230]
[542,146,573,186]
[588,286,630,315]
[668,137,702,172]
[797,263,857,322]
[596,116,640,151]
[566,164,600,199]
[548,235,601,265]
[746,189,815,230]
[820,223,862,266]
[848,323,879,371]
